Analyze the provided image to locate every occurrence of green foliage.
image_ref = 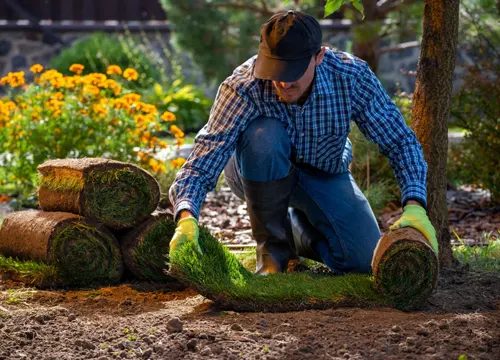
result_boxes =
[452,232,500,272]
[50,32,164,89]
[325,0,363,18]
[143,81,212,133]
[449,60,500,200]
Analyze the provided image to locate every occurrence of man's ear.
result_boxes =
[315,46,327,66]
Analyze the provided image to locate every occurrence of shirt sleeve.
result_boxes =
[351,62,428,208]
[169,82,259,221]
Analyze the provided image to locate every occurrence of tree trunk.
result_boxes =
[411,0,460,267]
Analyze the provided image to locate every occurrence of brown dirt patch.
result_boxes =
[1,268,499,360]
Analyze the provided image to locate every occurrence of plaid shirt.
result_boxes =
[170,49,427,220]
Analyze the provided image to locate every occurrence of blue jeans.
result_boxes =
[224,116,381,274]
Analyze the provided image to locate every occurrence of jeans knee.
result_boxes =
[238,116,290,159]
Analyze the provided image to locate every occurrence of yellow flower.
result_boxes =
[54,92,64,100]
[106,65,123,75]
[176,137,185,148]
[39,69,63,83]
[30,64,44,73]
[4,71,25,87]
[92,104,107,117]
[69,64,85,75]
[161,111,176,122]
[122,93,141,104]
[82,84,100,97]
[170,124,184,139]
[112,98,130,110]
[170,158,186,169]
[148,158,166,173]
[123,68,139,81]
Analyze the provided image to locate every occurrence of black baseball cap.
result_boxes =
[254,10,322,82]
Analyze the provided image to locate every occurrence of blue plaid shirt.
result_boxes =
[170,49,427,220]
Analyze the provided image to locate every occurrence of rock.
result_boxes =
[167,317,183,333]
[425,347,436,354]
[406,336,417,345]
[417,328,429,336]
[68,314,77,321]
[22,330,37,340]
[143,337,153,345]
[230,323,243,332]
[142,349,152,359]
[153,344,165,354]
[200,346,212,356]
[120,298,132,306]
[34,315,46,324]
[186,339,197,351]
[391,325,402,333]
[75,339,95,350]
[438,321,450,330]
[272,334,286,341]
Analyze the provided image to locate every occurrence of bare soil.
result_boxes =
[1,268,499,360]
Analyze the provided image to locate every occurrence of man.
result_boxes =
[169,10,438,275]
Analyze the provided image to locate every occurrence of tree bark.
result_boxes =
[411,0,460,267]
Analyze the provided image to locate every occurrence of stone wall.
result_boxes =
[1,29,475,96]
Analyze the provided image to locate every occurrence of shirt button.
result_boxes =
[300,132,305,137]
[298,155,304,160]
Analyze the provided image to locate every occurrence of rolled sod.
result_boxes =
[167,220,388,312]
[119,210,181,283]
[37,158,160,229]
[372,227,439,310]
[0,210,123,287]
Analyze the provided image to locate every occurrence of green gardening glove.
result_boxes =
[169,217,202,254]
[390,205,439,254]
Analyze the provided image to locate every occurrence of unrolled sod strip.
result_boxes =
[167,218,389,312]
[0,210,123,287]
[372,227,439,310]
[37,158,160,230]
[119,211,181,283]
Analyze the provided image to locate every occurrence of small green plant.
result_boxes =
[127,334,137,342]
[3,288,37,305]
[85,292,101,297]
[100,343,108,349]
[263,346,269,353]
[452,231,500,272]
[123,328,131,335]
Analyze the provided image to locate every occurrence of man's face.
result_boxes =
[272,47,325,104]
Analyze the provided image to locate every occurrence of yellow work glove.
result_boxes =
[169,217,202,254]
[390,205,439,254]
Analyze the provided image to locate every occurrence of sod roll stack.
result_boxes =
[372,227,439,309]
[38,158,160,229]
[119,210,179,282]
[0,210,123,286]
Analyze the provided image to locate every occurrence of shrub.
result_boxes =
[50,32,164,89]
[450,60,500,201]
[143,81,212,133]
[0,65,183,196]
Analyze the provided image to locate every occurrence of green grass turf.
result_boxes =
[85,168,156,228]
[0,254,59,287]
[133,218,177,282]
[50,222,122,286]
[168,226,388,312]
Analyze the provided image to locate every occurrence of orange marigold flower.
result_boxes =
[30,64,44,73]
[123,68,139,81]
[69,64,85,75]
[122,93,141,104]
[106,65,123,76]
[82,85,100,97]
[161,111,176,122]
[170,124,184,139]
[176,137,185,148]
[5,71,25,87]
[170,158,186,169]
[54,92,64,100]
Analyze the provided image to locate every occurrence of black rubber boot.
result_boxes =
[288,208,323,263]
[241,171,295,275]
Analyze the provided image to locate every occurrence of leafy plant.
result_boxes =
[143,81,212,133]
[449,60,500,201]
[50,32,164,89]
[452,231,500,272]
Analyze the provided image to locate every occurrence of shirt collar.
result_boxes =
[261,61,333,103]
